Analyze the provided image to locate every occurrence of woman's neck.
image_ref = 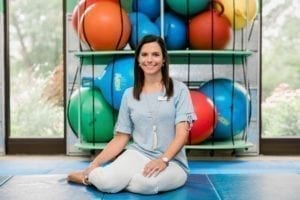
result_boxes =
[143,76,163,93]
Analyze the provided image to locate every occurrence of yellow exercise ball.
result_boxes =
[215,0,258,30]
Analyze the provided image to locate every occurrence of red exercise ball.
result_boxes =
[79,1,131,50]
[71,0,101,33]
[188,91,218,145]
[189,9,231,50]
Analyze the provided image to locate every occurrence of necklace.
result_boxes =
[143,88,165,150]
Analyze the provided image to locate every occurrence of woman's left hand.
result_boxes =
[143,158,167,177]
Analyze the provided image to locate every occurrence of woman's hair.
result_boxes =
[133,35,173,100]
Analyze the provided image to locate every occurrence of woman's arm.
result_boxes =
[85,132,131,173]
[143,121,189,177]
[161,121,189,161]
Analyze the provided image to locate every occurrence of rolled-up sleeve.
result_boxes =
[114,89,133,135]
[175,86,197,125]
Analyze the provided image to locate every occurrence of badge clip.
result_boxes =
[158,96,167,101]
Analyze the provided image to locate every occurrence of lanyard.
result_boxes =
[143,88,166,150]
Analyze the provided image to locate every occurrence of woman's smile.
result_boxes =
[139,42,164,76]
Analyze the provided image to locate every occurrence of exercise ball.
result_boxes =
[155,12,187,50]
[132,0,160,20]
[166,0,210,16]
[128,12,160,49]
[189,9,232,50]
[71,0,120,33]
[67,87,114,142]
[189,91,218,145]
[79,1,131,50]
[128,12,150,25]
[71,0,100,33]
[94,56,134,110]
[215,0,258,30]
[198,78,251,140]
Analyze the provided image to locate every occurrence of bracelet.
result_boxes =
[82,175,90,185]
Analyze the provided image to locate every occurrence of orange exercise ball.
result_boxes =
[71,0,100,33]
[189,8,231,50]
[188,91,218,145]
[79,1,131,50]
[71,0,119,33]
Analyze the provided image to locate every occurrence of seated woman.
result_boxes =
[68,35,196,194]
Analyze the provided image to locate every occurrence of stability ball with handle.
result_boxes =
[189,91,218,144]
[94,56,135,110]
[214,0,258,29]
[198,78,251,140]
[155,12,187,50]
[67,87,114,142]
[189,4,232,50]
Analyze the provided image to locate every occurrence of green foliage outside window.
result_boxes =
[262,0,300,136]
[9,0,63,137]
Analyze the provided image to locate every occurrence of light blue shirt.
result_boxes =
[114,79,196,173]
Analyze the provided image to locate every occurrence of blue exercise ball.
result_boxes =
[198,78,251,140]
[132,0,160,20]
[128,12,150,25]
[94,56,134,110]
[155,12,187,50]
[128,12,160,49]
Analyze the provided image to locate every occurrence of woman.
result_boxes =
[68,35,196,194]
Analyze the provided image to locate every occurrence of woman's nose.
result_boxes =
[146,56,152,63]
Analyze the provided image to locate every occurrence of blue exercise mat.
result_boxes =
[0,175,12,187]
[0,174,217,200]
[1,174,300,200]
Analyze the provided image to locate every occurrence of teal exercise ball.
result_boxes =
[67,87,114,142]
[94,56,134,110]
[166,0,210,16]
[198,78,251,140]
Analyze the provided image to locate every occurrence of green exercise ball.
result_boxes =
[166,0,210,16]
[67,87,114,142]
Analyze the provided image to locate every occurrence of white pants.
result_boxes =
[88,149,187,194]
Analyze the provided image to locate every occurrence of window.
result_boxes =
[5,0,65,154]
[261,0,300,154]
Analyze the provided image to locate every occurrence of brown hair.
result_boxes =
[133,35,173,100]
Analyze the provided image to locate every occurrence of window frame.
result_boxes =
[4,0,66,154]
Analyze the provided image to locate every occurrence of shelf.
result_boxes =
[185,140,253,150]
[75,142,107,150]
[74,142,131,150]
[73,50,253,65]
[75,140,253,150]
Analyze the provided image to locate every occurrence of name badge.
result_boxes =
[158,96,167,101]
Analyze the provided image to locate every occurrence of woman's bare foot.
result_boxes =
[67,170,89,185]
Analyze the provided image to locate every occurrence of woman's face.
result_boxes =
[138,42,164,76]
